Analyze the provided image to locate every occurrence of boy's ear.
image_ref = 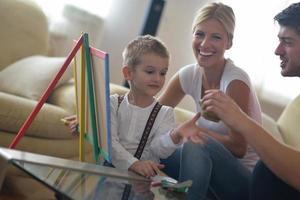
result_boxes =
[122,66,132,80]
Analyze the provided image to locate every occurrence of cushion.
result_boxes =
[0,0,48,70]
[0,56,72,100]
[0,92,74,139]
[48,80,77,114]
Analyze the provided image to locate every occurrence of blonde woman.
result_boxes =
[159,2,261,200]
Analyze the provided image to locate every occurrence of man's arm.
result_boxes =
[202,90,300,190]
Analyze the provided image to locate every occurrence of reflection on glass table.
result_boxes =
[0,148,185,200]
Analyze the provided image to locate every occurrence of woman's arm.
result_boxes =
[202,90,300,190]
[158,74,185,107]
[203,80,250,158]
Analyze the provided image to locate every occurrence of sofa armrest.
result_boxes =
[262,112,283,142]
[277,95,300,148]
[0,92,73,139]
[174,107,195,125]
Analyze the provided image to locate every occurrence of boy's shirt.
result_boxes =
[110,94,180,170]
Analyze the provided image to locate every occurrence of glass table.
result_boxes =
[0,147,185,200]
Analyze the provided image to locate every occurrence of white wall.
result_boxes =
[42,0,297,117]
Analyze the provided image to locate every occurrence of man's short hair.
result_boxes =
[274,2,300,34]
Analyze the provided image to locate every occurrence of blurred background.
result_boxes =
[34,0,300,120]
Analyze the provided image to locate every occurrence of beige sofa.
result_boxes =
[0,1,195,198]
[0,0,90,160]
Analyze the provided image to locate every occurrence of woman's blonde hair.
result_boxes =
[192,2,235,42]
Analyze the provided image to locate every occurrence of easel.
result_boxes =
[9,33,112,164]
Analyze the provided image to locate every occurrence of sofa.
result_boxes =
[0,1,93,198]
[0,1,196,198]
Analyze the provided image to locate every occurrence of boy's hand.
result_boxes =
[171,113,206,144]
[129,160,164,178]
[61,115,78,135]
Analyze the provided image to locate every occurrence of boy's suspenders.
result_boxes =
[117,95,124,108]
[117,95,162,200]
[117,95,162,159]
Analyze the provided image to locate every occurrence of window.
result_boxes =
[223,0,300,102]
[34,0,112,20]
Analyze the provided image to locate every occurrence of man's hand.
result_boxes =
[129,160,164,178]
[202,89,246,129]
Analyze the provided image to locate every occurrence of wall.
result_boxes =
[46,0,290,118]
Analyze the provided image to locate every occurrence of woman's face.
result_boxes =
[192,18,231,69]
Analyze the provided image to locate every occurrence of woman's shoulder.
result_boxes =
[179,63,198,74]
[223,59,251,82]
[178,63,201,96]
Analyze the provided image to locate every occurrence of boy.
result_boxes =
[65,35,204,178]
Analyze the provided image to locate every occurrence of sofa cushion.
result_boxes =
[0,56,72,100]
[0,92,74,139]
[48,80,77,114]
[0,0,49,70]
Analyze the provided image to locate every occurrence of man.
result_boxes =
[201,2,300,200]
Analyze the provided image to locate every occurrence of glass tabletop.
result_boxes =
[0,148,186,200]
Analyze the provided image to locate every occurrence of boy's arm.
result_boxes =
[150,107,204,159]
[149,108,179,159]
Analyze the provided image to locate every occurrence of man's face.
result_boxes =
[275,26,300,77]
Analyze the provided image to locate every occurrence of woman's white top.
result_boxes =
[178,59,262,171]
[110,94,180,170]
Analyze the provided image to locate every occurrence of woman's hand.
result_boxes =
[129,160,164,178]
[201,89,247,130]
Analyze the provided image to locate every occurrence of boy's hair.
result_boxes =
[122,35,169,69]
[192,2,235,43]
[274,2,300,34]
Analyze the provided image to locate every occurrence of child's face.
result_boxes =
[127,53,169,97]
